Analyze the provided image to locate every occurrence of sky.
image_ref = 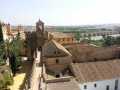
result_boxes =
[0,0,120,25]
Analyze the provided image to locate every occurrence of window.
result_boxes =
[94,58,97,61]
[56,74,60,78]
[54,51,57,54]
[94,83,97,88]
[56,59,59,64]
[106,85,109,90]
[115,80,118,90]
[84,85,87,89]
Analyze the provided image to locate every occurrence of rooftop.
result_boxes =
[65,44,120,62]
[70,59,120,83]
[43,40,72,57]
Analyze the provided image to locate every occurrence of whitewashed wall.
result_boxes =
[79,79,116,90]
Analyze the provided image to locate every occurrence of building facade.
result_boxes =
[80,79,119,90]
[43,40,72,77]
[70,60,120,90]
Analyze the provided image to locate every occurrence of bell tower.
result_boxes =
[36,19,45,51]
[36,19,44,32]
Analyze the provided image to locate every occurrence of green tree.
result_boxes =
[75,31,81,41]
[0,23,3,43]
[3,32,23,76]
[114,36,120,45]
[102,36,114,46]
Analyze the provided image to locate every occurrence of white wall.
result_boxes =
[79,79,116,90]
[91,36,103,40]
[84,34,120,40]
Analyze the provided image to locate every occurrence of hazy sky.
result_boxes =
[0,0,120,25]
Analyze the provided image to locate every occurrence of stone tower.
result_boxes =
[36,19,45,51]
[36,19,44,32]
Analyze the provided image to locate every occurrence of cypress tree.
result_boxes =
[0,23,3,43]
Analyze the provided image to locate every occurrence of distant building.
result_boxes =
[81,31,119,37]
[1,22,26,41]
[1,23,12,41]
[11,25,26,40]
[80,31,120,40]
[46,32,75,45]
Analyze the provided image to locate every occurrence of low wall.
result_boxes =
[43,64,72,83]
[45,76,71,83]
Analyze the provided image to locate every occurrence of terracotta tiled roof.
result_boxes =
[43,40,72,57]
[70,59,120,83]
[66,44,119,62]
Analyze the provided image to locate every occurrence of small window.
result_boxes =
[56,74,60,78]
[56,59,59,64]
[115,80,118,90]
[94,83,97,88]
[84,85,87,89]
[94,58,97,61]
[54,51,57,54]
[106,85,109,90]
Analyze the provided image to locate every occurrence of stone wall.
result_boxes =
[44,56,72,74]
[66,44,120,63]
